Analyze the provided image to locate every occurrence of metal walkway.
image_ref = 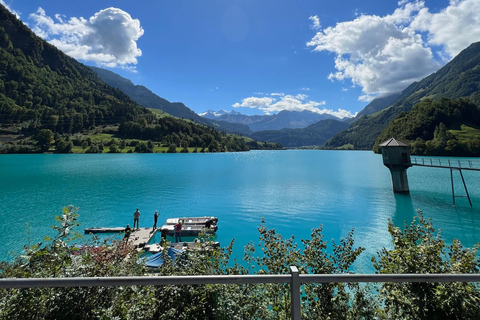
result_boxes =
[409,157,480,206]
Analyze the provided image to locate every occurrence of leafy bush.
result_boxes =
[372,210,480,319]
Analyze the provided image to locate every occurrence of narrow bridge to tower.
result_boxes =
[379,138,480,206]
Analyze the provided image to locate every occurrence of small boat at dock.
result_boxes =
[144,241,220,254]
[160,224,217,236]
[84,227,126,234]
[144,247,184,268]
[160,216,219,236]
[165,216,218,226]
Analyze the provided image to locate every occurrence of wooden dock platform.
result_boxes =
[127,228,158,250]
[85,227,158,250]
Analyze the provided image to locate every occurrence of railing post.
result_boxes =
[290,266,301,320]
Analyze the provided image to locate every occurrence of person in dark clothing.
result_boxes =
[153,210,158,229]
[160,228,168,245]
[205,218,213,229]
[175,221,182,243]
[124,224,132,241]
[133,208,140,229]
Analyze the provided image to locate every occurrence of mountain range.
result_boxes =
[250,119,350,148]
[90,67,351,146]
[201,109,344,132]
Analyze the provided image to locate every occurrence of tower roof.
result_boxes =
[378,138,409,147]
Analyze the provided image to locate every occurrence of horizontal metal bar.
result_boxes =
[1,273,479,289]
[299,273,480,283]
[0,274,290,289]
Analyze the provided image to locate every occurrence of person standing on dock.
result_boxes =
[124,224,132,241]
[153,210,158,230]
[175,221,182,243]
[133,208,140,229]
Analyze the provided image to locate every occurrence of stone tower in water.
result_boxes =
[379,138,412,193]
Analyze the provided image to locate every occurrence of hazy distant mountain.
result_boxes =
[201,109,343,132]
[250,119,350,147]
[325,41,480,150]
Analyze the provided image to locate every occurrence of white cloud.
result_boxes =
[411,0,480,58]
[233,97,275,109]
[307,1,480,99]
[233,93,356,118]
[29,7,144,68]
[307,1,441,98]
[309,15,321,30]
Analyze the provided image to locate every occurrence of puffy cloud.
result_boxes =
[233,93,356,118]
[29,7,144,68]
[309,15,321,30]
[411,0,480,58]
[233,97,275,109]
[307,1,441,98]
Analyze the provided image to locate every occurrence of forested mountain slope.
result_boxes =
[0,4,149,133]
[373,98,480,156]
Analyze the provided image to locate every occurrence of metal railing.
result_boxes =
[410,157,480,171]
[2,267,480,320]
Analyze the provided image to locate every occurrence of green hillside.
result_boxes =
[374,98,480,156]
[0,5,149,133]
[325,42,480,150]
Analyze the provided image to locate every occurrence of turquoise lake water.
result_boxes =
[1,150,480,272]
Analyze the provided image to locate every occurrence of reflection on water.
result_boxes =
[392,193,416,227]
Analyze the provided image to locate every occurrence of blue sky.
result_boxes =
[2,0,480,117]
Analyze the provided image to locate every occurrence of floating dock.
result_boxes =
[84,227,158,250]
[84,216,219,254]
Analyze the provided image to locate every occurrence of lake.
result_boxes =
[1,150,479,272]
